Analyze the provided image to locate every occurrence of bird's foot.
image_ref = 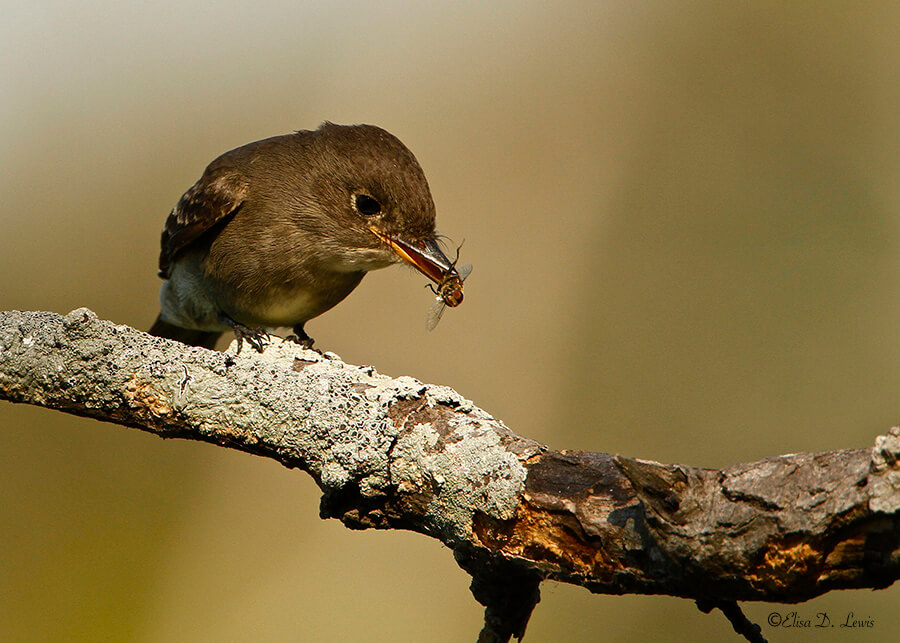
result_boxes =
[228,322,270,354]
[285,325,317,351]
[285,334,315,349]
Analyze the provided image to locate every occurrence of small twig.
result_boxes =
[696,599,767,643]
[457,550,541,643]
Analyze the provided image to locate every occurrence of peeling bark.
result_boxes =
[2,309,899,641]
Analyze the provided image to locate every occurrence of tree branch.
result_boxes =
[2,309,899,641]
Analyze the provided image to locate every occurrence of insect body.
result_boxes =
[426,262,472,331]
[375,231,472,331]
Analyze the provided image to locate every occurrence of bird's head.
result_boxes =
[292,122,458,283]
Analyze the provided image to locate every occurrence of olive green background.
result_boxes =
[2,2,900,641]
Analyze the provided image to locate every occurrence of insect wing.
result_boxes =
[425,263,472,331]
[426,297,447,332]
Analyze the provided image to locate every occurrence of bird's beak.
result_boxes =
[368,226,454,285]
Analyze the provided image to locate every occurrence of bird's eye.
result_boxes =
[354,194,382,216]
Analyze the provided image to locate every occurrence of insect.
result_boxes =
[425,246,472,331]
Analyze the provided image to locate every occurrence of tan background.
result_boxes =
[2,1,900,641]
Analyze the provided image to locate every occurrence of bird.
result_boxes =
[149,122,463,352]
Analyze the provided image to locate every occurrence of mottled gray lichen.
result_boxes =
[0,308,536,546]
[871,426,900,514]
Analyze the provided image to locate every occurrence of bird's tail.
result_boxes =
[149,314,222,350]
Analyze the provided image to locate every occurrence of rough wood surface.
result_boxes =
[2,309,899,640]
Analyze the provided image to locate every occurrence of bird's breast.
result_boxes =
[246,288,319,326]
[221,270,366,328]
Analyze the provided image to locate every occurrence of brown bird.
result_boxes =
[149,122,464,352]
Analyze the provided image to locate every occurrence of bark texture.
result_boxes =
[2,309,899,640]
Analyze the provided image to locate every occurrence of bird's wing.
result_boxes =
[158,164,249,278]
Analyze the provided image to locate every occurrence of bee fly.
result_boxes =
[425,245,472,331]
[366,224,471,331]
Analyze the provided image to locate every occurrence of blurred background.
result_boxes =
[2,1,900,641]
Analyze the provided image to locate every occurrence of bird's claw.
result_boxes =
[287,326,325,355]
[231,323,270,354]
[285,325,316,350]
[285,334,315,349]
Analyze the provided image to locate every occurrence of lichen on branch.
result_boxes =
[2,308,900,642]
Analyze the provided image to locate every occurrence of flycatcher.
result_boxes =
[150,122,464,351]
